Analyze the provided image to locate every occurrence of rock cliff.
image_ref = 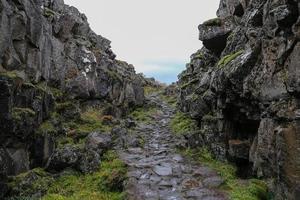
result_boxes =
[178,0,300,199]
[0,0,144,197]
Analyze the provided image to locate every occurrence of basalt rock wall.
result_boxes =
[178,0,300,199]
[0,0,144,189]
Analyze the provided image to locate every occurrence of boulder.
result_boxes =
[46,145,80,172]
[85,132,112,153]
[77,149,101,174]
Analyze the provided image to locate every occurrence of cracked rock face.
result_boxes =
[178,0,300,199]
[0,0,144,184]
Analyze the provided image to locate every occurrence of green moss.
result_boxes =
[227,32,236,42]
[170,112,198,135]
[5,196,34,200]
[59,108,112,137]
[56,137,75,148]
[203,18,222,26]
[49,87,64,100]
[181,148,270,200]
[192,53,204,60]
[22,82,36,89]
[129,106,157,123]
[106,70,123,82]
[202,114,218,123]
[8,168,54,198]
[144,86,162,96]
[180,78,199,89]
[56,102,75,113]
[77,108,112,133]
[36,121,57,135]
[36,82,64,100]
[160,94,177,107]
[186,93,199,102]
[218,50,244,67]
[43,7,57,17]
[12,107,36,121]
[43,151,127,200]
[0,71,20,79]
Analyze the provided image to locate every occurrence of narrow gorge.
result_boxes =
[0,0,299,200]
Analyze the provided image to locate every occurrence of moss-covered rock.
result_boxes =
[36,121,57,135]
[180,78,199,89]
[218,50,244,67]
[181,148,270,200]
[170,112,198,135]
[12,108,36,121]
[42,151,127,200]
[8,168,54,198]
[203,18,222,26]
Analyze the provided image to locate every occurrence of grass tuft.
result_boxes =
[129,106,157,123]
[181,148,270,200]
[144,86,162,96]
[170,112,198,135]
[42,151,127,200]
[12,107,36,121]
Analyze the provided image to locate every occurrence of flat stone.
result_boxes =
[182,178,202,189]
[150,175,162,182]
[185,188,218,198]
[172,165,183,177]
[203,176,224,188]
[127,170,142,178]
[153,165,173,176]
[158,180,173,187]
[159,190,183,200]
[172,154,183,162]
[193,166,217,177]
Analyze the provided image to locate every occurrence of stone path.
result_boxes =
[119,94,228,200]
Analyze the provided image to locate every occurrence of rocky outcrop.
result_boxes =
[178,0,300,199]
[0,0,145,196]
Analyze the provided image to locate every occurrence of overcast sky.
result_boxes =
[64,0,220,84]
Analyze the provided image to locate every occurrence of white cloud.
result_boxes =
[64,0,220,83]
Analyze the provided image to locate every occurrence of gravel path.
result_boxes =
[119,94,228,200]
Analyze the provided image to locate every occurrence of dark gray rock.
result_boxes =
[0,0,146,186]
[46,145,80,172]
[0,148,14,176]
[203,176,224,188]
[77,149,101,174]
[178,0,300,198]
[85,132,112,153]
[228,139,250,160]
